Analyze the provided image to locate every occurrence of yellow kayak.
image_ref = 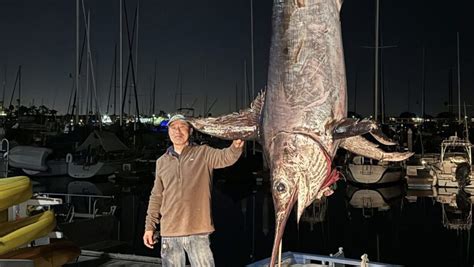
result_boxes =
[0,176,32,212]
[0,210,56,255]
[0,240,81,267]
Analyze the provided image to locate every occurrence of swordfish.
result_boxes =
[188,0,413,265]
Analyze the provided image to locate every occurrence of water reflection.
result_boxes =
[345,183,404,219]
[30,172,474,266]
[407,187,473,231]
[405,187,473,266]
[300,197,328,231]
[235,180,474,266]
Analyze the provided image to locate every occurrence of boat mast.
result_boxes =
[85,11,90,118]
[152,59,157,115]
[373,0,380,121]
[250,0,256,155]
[421,46,425,118]
[135,0,140,113]
[2,66,6,108]
[456,32,461,123]
[18,65,21,117]
[250,0,255,100]
[76,0,80,123]
[119,0,123,126]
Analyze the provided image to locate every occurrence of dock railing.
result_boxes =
[247,249,403,267]
[38,192,116,221]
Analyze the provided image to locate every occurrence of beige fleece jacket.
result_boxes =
[145,143,242,236]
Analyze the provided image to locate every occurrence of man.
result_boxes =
[143,114,244,266]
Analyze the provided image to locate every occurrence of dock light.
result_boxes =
[102,114,112,124]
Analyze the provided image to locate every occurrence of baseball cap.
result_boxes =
[167,114,190,126]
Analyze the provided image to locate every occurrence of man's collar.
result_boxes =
[166,142,197,157]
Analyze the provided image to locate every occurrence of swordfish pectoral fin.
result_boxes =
[332,118,372,139]
[187,91,265,141]
[339,135,414,162]
[369,128,397,146]
[333,118,397,146]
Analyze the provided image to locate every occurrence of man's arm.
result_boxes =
[143,160,164,249]
[145,160,164,232]
[205,139,244,169]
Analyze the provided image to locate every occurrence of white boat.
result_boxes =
[343,154,404,185]
[67,130,133,179]
[406,135,474,189]
[8,146,52,172]
[433,136,473,188]
[405,153,437,190]
[7,145,69,177]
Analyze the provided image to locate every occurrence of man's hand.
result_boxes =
[232,139,244,149]
[143,230,157,249]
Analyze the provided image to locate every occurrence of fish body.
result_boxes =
[262,1,346,264]
[188,0,412,265]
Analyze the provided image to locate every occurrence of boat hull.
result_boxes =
[8,146,52,172]
[344,163,403,185]
[67,159,126,179]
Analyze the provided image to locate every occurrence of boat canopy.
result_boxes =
[76,130,129,152]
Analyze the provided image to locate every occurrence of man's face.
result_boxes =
[168,120,192,146]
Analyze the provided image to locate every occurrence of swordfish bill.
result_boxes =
[187,0,413,265]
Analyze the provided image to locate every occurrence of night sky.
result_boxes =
[0,0,473,117]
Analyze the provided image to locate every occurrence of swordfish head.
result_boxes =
[267,132,338,265]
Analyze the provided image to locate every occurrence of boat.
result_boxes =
[22,158,68,177]
[0,240,81,267]
[433,135,473,188]
[0,176,32,212]
[8,146,52,172]
[6,145,69,177]
[405,153,437,190]
[406,135,474,189]
[342,153,405,185]
[67,130,133,179]
[0,210,56,255]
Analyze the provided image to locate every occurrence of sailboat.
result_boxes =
[342,0,405,185]
[343,153,406,185]
[405,33,473,190]
[66,130,134,179]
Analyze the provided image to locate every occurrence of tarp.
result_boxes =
[76,130,129,152]
[9,146,52,171]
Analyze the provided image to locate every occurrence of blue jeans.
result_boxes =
[161,234,215,267]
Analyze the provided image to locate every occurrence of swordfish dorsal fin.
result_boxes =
[188,91,265,141]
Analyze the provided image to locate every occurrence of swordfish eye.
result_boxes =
[275,181,287,193]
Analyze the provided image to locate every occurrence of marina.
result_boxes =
[1,145,473,266]
[1,0,474,266]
